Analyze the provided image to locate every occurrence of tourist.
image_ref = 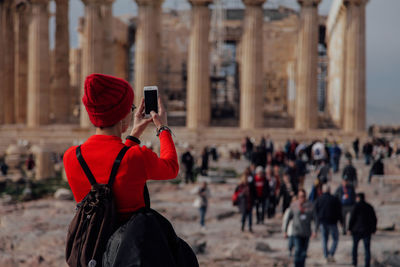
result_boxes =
[254,166,268,224]
[285,157,299,196]
[329,141,342,173]
[283,189,316,267]
[26,154,35,171]
[197,182,210,229]
[362,140,373,165]
[265,134,274,157]
[209,146,218,162]
[342,155,358,188]
[349,193,377,267]
[317,159,331,185]
[242,136,254,160]
[251,145,267,168]
[235,173,254,232]
[280,173,295,213]
[0,158,8,176]
[282,197,296,257]
[353,138,360,159]
[295,151,307,189]
[200,146,209,176]
[314,184,343,263]
[312,140,327,167]
[63,73,179,224]
[181,147,195,183]
[334,179,356,235]
[266,165,280,218]
[368,154,384,184]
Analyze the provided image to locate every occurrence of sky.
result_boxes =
[64,0,400,126]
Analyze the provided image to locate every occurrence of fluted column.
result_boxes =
[102,0,115,75]
[14,1,29,124]
[134,0,163,107]
[51,0,71,123]
[80,0,105,127]
[343,0,367,133]
[239,0,265,129]
[27,0,50,127]
[294,0,320,131]
[1,0,15,124]
[186,0,212,129]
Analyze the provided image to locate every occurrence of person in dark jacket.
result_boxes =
[368,155,384,184]
[251,146,267,168]
[314,184,343,263]
[235,172,254,232]
[335,179,356,235]
[353,138,359,159]
[181,148,195,183]
[342,156,358,188]
[200,147,209,176]
[362,141,373,165]
[349,193,377,267]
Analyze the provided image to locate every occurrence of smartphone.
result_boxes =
[144,86,158,115]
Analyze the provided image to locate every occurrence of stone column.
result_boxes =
[102,0,115,75]
[51,0,71,123]
[240,0,265,129]
[1,0,15,124]
[343,0,367,133]
[186,0,212,129]
[27,0,50,127]
[80,0,105,127]
[134,0,163,107]
[113,17,129,80]
[294,0,320,131]
[31,144,55,180]
[14,1,29,124]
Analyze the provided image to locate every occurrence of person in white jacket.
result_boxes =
[282,197,296,256]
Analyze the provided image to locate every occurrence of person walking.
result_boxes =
[235,173,254,232]
[368,154,384,184]
[280,174,295,214]
[335,179,356,235]
[197,182,210,229]
[254,166,268,224]
[181,147,195,183]
[283,189,317,267]
[353,138,360,159]
[342,156,358,188]
[362,141,373,165]
[200,147,209,176]
[329,141,342,173]
[314,184,343,263]
[266,165,280,218]
[63,74,179,225]
[282,198,296,257]
[349,193,377,267]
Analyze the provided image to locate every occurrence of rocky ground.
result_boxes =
[0,157,400,267]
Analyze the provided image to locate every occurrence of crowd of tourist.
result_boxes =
[181,135,388,267]
[232,136,381,267]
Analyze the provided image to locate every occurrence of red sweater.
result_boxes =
[63,131,179,213]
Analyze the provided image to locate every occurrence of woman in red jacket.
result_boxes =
[63,74,179,222]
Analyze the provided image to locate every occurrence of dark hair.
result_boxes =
[298,188,307,197]
[356,193,365,201]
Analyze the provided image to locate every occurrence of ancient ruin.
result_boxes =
[0,0,368,152]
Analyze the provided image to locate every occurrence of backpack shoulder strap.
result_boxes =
[76,145,97,186]
[108,146,130,187]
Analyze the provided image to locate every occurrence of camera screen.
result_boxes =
[144,90,158,114]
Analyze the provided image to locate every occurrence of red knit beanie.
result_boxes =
[82,73,134,128]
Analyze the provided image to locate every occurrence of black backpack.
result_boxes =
[65,145,129,267]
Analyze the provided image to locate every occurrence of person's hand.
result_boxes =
[130,98,153,138]
[284,233,288,239]
[150,97,167,129]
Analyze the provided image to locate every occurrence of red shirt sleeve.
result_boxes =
[142,130,179,180]
[124,138,140,147]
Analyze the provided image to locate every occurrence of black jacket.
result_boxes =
[314,193,343,228]
[103,208,199,267]
[349,201,377,237]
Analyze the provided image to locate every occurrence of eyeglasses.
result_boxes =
[131,104,136,112]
